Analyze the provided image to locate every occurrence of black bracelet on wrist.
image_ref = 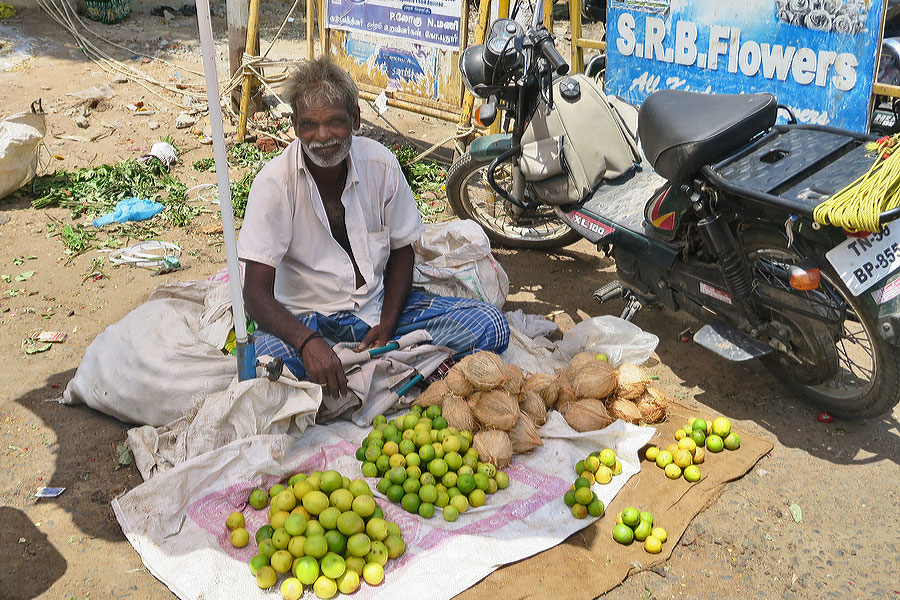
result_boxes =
[296,332,322,356]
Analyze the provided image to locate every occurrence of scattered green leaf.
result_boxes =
[789,503,802,523]
[15,270,35,281]
[115,442,134,469]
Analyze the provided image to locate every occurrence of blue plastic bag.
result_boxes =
[92,197,164,227]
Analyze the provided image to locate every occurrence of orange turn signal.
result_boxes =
[789,267,821,291]
[474,104,488,128]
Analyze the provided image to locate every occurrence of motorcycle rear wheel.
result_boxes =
[744,230,900,420]
[446,151,581,250]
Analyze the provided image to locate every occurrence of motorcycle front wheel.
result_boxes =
[744,229,900,420]
[446,151,581,250]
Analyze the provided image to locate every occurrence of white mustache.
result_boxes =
[307,139,344,150]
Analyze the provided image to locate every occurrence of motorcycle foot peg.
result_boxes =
[261,357,284,381]
[592,280,624,304]
[620,292,644,322]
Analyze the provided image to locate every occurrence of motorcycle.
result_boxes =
[447,0,900,419]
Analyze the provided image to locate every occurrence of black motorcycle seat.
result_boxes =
[638,90,778,183]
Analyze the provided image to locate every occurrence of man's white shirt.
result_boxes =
[237,136,424,326]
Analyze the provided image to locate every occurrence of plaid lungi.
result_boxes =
[254,290,509,379]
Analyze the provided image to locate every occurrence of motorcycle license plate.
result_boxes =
[825,222,900,296]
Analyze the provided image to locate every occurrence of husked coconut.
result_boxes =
[459,351,508,390]
[442,394,477,432]
[502,364,526,398]
[520,389,547,426]
[608,397,643,424]
[555,373,577,413]
[616,363,650,400]
[563,399,614,432]
[565,351,599,380]
[412,379,449,407]
[524,372,558,408]
[468,389,519,430]
[573,361,617,399]
[508,411,543,453]
[444,367,474,397]
[636,386,669,424]
[473,429,514,468]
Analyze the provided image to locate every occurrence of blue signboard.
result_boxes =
[327,0,463,50]
[605,0,885,132]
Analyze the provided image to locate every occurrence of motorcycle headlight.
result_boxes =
[459,45,491,97]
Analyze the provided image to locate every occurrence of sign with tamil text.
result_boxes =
[327,0,463,50]
[605,0,885,132]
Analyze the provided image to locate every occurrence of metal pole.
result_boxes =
[196,0,257,381]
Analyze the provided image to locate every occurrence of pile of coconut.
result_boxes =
[412,350,670,468]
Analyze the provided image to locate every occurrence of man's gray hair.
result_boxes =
[284,56,359,119]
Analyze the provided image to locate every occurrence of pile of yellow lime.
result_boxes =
[643,416,739,482]
[574,448,622,485]
[359,406,509,522]
[612,507,667,554]
[231,470,407,599]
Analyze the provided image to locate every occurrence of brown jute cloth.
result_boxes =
[457,406,773,599]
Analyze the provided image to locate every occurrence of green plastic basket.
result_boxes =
[85,0,131,24]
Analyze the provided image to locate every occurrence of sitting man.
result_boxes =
[237,57,509,398]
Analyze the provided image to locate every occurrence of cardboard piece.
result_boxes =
[457,407,773,599]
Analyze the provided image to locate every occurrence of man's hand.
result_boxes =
[301,336,349,397]
[357,324,395,352]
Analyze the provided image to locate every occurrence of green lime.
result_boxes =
[386,484,404,503]
[255,524,275,544]
[418,502,435,518]
[443,505,459,522]
[706,434,724,453]
[587,499,605,517]
[324,529,347,555]
[494,471,510,489]
[249,488,269,510]
[432,416,448,430]
[457,473,476,495]
[249,553,269,575]
[400,493,421,514]
[724,432,741,450]
[621,507,641,528]
[372,414,387,427]
[563,489,577,507]
[419,484,438,504]
[574,486,593,506]
[402,478,421,495]
[571,503,588,519]
[468,488,487,508]
[376,477,391,494]
[575,459,585,476]
[613,523,634,545]
[573,476,591,489]
[424,405,442,419]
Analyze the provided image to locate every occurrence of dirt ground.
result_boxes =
[2,5,900,600]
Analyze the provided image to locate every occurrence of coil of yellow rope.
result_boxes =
[813,134,900,233]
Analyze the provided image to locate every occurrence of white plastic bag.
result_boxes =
[413,220,509,308]
[0,106,46,200]
[553,315,658,367]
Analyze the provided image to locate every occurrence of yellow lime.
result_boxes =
[655,450,673,469]
[362,562,384,585]
[651,527,667,542]
[684,465,701,482]
[664,463,682,479]
[281,577,303,600]
[229,527,249,548]
[724,432,741,450]
[256,565,277,589]
[313,574,338,599]
[712,417,731,438]
[621,507,641,528]
[271,549,293,573]
[692,447,705,464]
[706,435,724,453]
[336,569,361,594]
[644,446,659,461]
[584,455,601,472]
[644,535,663,554]
[674,429,686,441]
[677,437,697,455]
[673,449,693,469]
[225,511,245,531]
[595,465,613,484]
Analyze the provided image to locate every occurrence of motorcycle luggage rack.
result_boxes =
[703,124,900,224]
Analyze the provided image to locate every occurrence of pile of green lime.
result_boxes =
[231,470,407,599]
[643,416,739,482]
[357,405,510,522]
[612,507,668,554]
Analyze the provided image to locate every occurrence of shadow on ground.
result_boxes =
[12,368,142,543]
[0,506,67,599]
